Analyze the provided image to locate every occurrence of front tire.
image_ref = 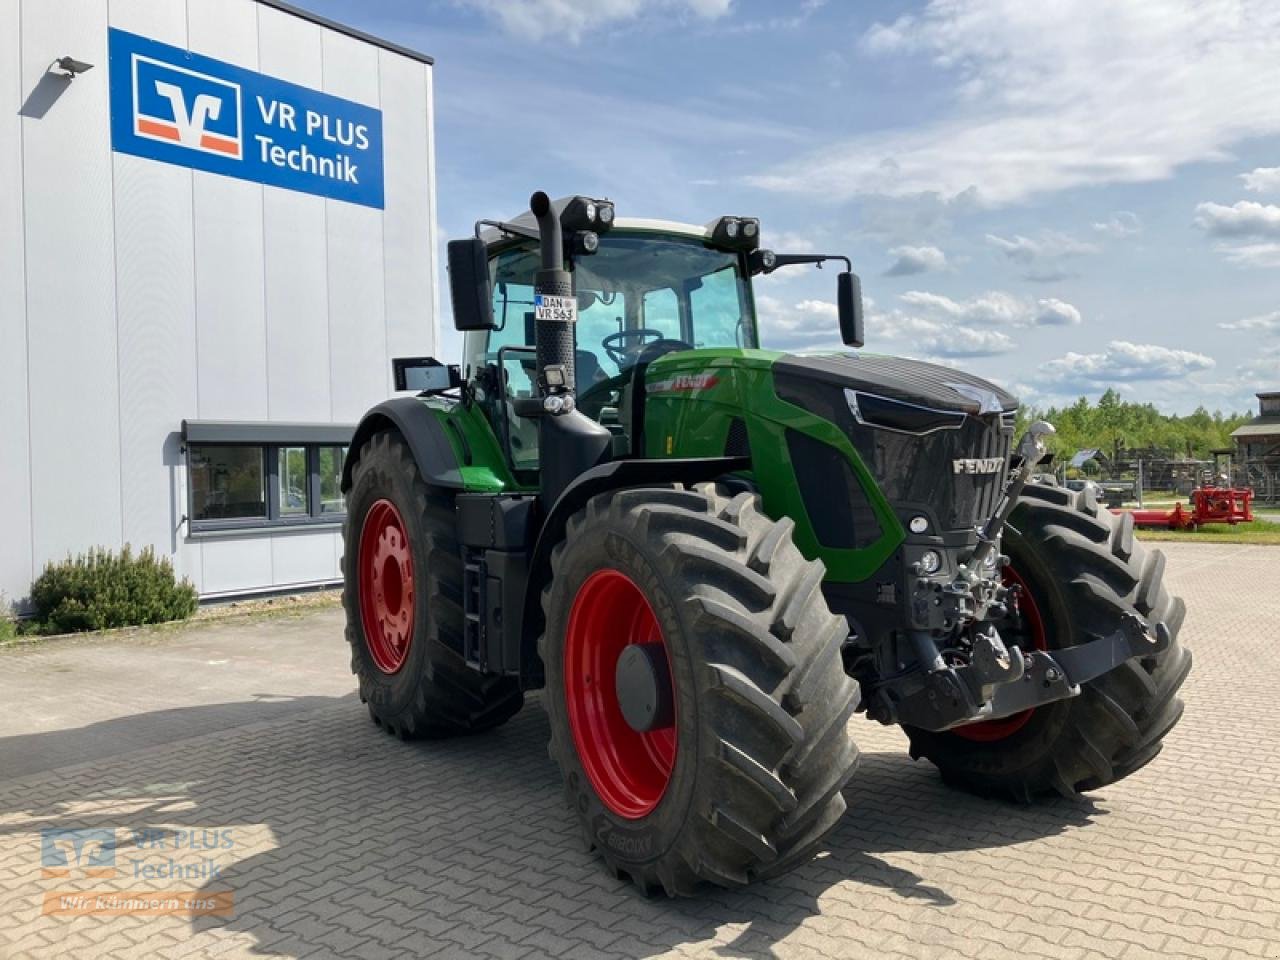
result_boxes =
[539,483,861,895]
[342,431,523,738]
[904,484,1192,800]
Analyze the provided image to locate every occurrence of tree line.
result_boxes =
[1014,389,1253,462]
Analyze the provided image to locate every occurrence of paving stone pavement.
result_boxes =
[0,541,1277,960]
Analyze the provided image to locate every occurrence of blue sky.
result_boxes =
[300,0,1280,415]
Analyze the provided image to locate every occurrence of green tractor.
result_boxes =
[340,192,1190,895]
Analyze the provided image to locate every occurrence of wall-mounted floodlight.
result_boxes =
[55,56,94,78]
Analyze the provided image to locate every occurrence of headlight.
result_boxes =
[909,515,929,534]
[597,203,614,225]
[919,550,942,574]
[725,219,740,238]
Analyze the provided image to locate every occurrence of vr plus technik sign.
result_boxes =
[108,28,384,209]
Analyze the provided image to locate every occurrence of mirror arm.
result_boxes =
[474,218,539,242]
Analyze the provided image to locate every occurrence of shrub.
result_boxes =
[0,596,14,644]
[30,546,198,634]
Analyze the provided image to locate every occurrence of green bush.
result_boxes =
[30,546,198,634]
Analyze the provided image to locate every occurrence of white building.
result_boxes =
[1,0,439,604]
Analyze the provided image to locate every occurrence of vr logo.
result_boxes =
[132,55,242,159]
[40,828,118,878]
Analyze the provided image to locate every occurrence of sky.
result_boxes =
[298,0,1280,416]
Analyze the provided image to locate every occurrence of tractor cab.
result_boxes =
[462,215,762,474]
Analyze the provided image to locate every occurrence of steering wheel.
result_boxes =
[602,328,670,366]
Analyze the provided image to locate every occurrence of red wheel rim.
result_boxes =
[953,564,1048,742]
[564,569,677,820]
[358,498,415,674]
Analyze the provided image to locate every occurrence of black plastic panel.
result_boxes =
[786,429,883,549]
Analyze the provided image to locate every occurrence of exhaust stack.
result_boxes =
[527,191,611,507]
[529,191,575,397]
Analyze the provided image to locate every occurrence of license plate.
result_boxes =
[534,294,577,323]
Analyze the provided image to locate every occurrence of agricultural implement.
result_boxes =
[339,192,1191,894]
[1127,485,1254,529]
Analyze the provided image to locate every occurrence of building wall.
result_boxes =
[2,0,437,605]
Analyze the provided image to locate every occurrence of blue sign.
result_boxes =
[108,28,384,208]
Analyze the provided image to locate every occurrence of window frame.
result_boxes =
[182,422,353,535]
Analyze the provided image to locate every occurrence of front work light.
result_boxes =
[562,196,616,233]
[709,216,761,251]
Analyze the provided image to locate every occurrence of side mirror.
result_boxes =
[447,237,495,331]
[838,271,864,348]
[393,356,461,393]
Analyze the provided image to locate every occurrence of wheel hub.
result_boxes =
[357,498,415,675]
[615,643,675,733]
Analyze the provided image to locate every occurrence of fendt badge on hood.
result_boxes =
[953,457,1004,475]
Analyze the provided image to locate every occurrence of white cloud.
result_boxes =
[456,0,733,42]
[1217,242,1280,267]
[1237,345,1280,388]
[1034,298,1082,326]
[1241,167,1280,193]
[986,231,1098,263]
[1218,309,1280,331]
[748,0,1280,206]
[1193,200,1280,237]
[755,294,843,350]
[1041,340,1215,387]
[899,289,1083,328]
[884,244,948,277]
[1092,211,1143,237]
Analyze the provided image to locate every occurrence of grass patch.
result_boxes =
[1135,519,1280,545]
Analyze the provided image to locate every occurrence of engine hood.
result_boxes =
[774,352,1018,414]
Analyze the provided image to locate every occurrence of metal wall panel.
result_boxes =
[322,30,388,422]
[270,528,341,586]
[188,0,268,424]
[21,0,124,572]
[199,536,274,596]
[0,0,33,604]
[258,5,331,422]
[379,52,435,368]
[108,0,201,587]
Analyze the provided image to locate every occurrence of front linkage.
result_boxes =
[869,420,1170,732]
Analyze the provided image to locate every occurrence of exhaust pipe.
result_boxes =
[527,191,611,506]
[530,191,575,395]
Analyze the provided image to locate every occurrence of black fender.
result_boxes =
[519,455,750,686]
[341,398,465,494]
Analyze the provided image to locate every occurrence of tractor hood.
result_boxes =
[773,353,1018,414]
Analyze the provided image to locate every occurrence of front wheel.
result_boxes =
[904,484,1192,800]
[342,431,523,738]
[539,483,861,895]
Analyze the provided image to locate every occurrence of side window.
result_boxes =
[642,287,681,340]
[490,279,536,353]
[690,266,746,348]
[576,293,626,379]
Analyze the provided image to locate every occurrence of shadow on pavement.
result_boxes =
[1,696,1097,959]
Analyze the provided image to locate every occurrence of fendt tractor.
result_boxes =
[340,192,1191,895]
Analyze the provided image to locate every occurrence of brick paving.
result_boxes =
[0,541,1277,959]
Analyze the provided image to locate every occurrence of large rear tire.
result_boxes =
[342,431,523,738]
[539,483,861,895]
[904,484,1191,800]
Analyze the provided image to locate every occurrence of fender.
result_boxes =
[341,398,465,493]
[518,455,750,685]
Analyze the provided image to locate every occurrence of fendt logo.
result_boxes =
[132,56,243,159]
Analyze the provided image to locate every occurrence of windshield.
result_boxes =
[468,231,758,381]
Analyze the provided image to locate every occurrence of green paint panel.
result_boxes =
[643,349,904,582]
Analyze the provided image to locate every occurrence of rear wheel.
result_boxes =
[540,483,861,895]
[904,484,1192,800]
[342,431,523,738]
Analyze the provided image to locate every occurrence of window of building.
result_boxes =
[182,423,354,533]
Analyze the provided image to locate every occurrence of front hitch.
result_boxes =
[893,612,1170,732]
